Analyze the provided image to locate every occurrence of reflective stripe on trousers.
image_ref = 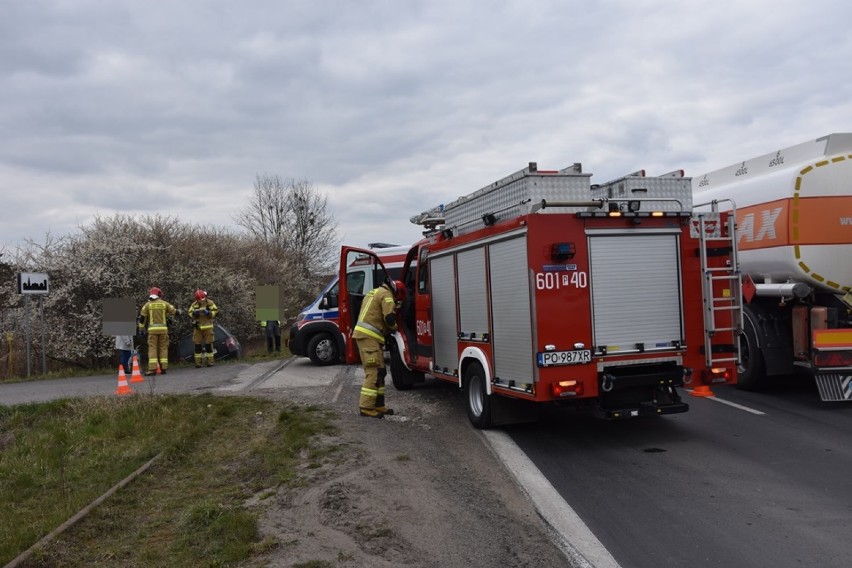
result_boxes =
[356,337,386,411]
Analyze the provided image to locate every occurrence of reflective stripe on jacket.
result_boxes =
[139,300,177,334]
[352,284,397,343]
[188,299,219,330]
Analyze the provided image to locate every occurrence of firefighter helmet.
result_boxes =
[393,280,406,302]
[149,287,162,299]
[385,278,405,302]
[194,289,207,301]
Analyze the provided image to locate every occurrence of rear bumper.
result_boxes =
[595,361,689,419]
[595,401,689,420]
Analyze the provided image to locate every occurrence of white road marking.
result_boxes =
[687,389,767,415]
[702,395,767,415]
[331,383,344,403]
[483,430,621,568]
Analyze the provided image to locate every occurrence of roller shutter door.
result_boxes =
[489,236,534,383]
[589,233,683,352]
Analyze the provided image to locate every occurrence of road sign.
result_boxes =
[18,272,50,295]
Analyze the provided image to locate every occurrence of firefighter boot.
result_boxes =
[359,409,384,419]
[374,367,394,416]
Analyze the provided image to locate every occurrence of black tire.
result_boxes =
[737,309,767,390]
[389,343,423,391]
[464,362,492,429]
[307,333,339,366]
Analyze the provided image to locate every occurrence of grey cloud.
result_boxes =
[3,0,852,251]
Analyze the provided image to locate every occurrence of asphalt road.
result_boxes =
[509,379,852,568]
[4,364,851,568]
[0,362,257,405]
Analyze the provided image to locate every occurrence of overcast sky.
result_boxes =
[2,0,851,256]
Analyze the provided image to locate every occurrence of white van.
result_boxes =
[287,244,409,365]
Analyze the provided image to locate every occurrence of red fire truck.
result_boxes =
[337,163,740,427]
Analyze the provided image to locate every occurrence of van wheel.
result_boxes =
[307,333,338,366]
[737,309,767,390]
[389,342,424,391]
[464,362,492,429]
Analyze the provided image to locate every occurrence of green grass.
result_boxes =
[0,394,336,567]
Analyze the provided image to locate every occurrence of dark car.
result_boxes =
[177,323,241,362]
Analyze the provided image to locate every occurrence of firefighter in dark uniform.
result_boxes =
[188,289,219,367]
[353,278,402,418]
[138,287,178,375]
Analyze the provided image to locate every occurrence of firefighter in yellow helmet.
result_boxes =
[138,287,178,375]
[353,277,402,418]
[188,289,219,368]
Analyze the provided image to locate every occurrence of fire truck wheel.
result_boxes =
[307,333,339,366]
[389,342,422,390]
[737,309,767,391]
[464,362,492,429]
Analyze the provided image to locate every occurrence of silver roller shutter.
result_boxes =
[457,248,488,338]
[489,236,534,383]
[589,232,684,352]
[430,255,458,373]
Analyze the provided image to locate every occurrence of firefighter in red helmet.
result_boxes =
[138,287,177,375]
[352,277,404,418]
[188,289,219,367]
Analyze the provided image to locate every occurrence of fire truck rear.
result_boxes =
[378,162,740,428]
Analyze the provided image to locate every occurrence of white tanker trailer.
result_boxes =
[692,133,852,400]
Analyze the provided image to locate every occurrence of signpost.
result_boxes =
[17,272,50,295]
[18,272,49,376]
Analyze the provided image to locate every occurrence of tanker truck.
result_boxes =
[692,133,852,401]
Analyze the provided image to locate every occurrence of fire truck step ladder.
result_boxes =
[695,199,743,368]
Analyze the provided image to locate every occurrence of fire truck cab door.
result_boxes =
[338,246,392,364]
[397,245,420,363]
[394,243,433,369]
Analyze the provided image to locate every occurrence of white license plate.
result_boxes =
[537,349,592,367]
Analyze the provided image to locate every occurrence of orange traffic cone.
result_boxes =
[690,385,714,398]
[155,363,162,375]
[115,366,133,396]
[129,355,145,383]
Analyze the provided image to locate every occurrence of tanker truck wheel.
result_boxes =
[464,362,492,429]
[737,310,767,391]
[307,333,339,366]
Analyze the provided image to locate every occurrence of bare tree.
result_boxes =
[234,174,290,246]
[234,174,338,275]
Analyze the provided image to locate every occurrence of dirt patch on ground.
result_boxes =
[243,364,569,567]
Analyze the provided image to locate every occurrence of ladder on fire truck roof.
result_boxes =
[410,162,697,238]
[694,199,743,370]
[409,162,592,233]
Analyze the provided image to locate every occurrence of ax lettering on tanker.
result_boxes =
[737,206,783,246]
